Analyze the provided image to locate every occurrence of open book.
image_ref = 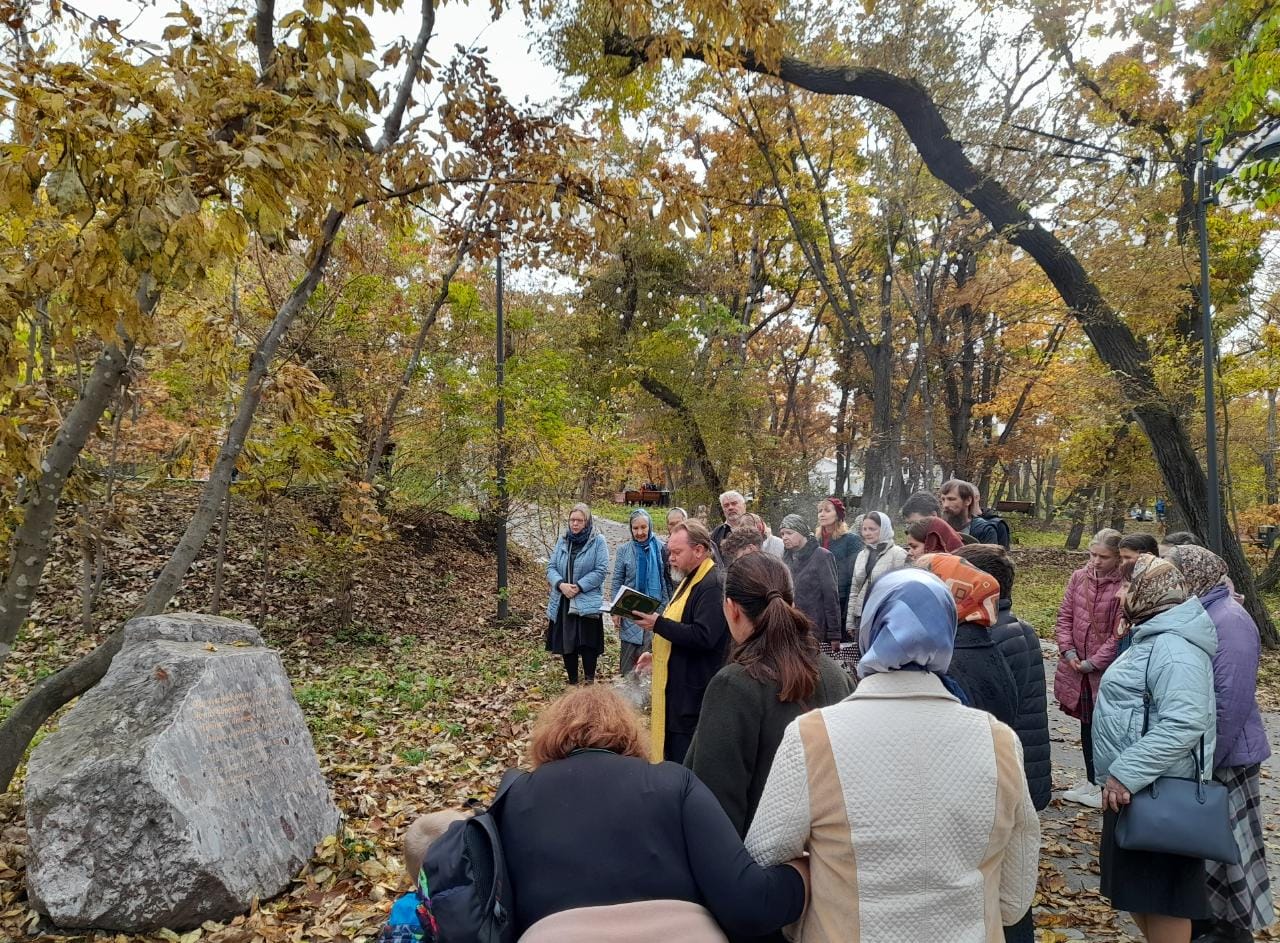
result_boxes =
[603,585,663,618]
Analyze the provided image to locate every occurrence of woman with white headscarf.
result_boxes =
[746,569,1040,941]
[846,511,909,637]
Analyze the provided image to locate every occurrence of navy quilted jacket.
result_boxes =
[991,600,1052,811]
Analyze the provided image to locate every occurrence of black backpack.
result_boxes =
[420,768,525,943]
[978,511,1011,549]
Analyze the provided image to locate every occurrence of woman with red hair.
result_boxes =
[816,496,863,625]
[497,686,807,941]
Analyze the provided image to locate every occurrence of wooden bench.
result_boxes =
[615,489,672,507]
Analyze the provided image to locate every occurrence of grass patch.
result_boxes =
[591,503,639,524]
[1010,525,1069,549]
[1015,562,1075,636]
[445,503,480,522]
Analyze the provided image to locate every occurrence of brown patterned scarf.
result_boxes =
[1122,553,1188,624]
[1164,544,1228,598]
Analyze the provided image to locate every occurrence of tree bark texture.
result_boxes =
[0,338,135,671]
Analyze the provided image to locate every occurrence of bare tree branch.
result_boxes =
[376,0,436,154]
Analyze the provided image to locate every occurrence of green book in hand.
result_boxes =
[605,585,662,617]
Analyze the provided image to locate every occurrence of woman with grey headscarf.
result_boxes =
[746,569,1040,939]
[777,513,842,647]
[846,511,909,636]
[545,503,610,684]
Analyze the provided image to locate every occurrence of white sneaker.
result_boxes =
[1064,785,1103,809]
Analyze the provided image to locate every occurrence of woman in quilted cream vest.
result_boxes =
[745,568,1040,943]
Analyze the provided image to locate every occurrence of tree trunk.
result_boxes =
[1043,455,1060,521]
[0,332,138,671]
[210,487,233,616]
[1065,487,1095,550]
[638,374,725,499]
[140,210,343,616]
[919,334,936,494]
[0,212,344,792]
[363,231,473,484]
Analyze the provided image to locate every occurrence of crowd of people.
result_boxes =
[387,485,1274,943]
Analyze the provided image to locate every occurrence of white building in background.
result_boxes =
[810,456,839,494]
[809,456,864,497]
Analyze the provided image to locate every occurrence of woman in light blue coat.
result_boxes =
[546,503,610,684]
[1091,554,1217,943]
[609,509,671,676]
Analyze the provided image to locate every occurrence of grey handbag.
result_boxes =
[1113,655,1240,864]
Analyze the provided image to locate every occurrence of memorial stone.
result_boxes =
[25,613,340,931]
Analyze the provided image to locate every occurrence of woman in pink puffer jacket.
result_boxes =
[1054,528,1124,808]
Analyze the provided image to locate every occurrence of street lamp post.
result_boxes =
[496,249,509,621]
[1195,124,1224,554]
[1195,124,1280,554]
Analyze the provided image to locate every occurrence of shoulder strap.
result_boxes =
[488,767,526,811]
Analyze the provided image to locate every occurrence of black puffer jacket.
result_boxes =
[990,599,1051,810]
[948,625,1018,729]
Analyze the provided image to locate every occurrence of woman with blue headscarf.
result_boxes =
[745,569,1040,942]
[610,509,672,676]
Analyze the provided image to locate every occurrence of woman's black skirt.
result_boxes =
[1100,808,1210,918]
[545,595,604,655]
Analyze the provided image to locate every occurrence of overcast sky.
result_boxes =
[94,0,567,106]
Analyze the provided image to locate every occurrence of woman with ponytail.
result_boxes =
[685,553,853,842]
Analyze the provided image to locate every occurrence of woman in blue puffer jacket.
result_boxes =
[1091,553,1216,943]
[1165,544,1274,943]
[546,503,610,684]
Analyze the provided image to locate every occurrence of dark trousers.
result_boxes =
[563,650,599,684]
[619,641,643,677]
[665,729,693,764]
[1004,908,1034,943]
[1081,720,1095,784]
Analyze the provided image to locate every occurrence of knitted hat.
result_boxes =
[825,496,847,521]
[779,513,812,536]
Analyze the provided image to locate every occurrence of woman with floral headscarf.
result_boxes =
[610,509,672,677]
[745,569,1040,940]
[915,553,1018,727]
[1165,545,1274,943]
[1091,554,1217,940]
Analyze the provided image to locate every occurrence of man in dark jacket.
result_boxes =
[710,489,747,549]
[940,479,1010,547]
[633,520,730,762]
[954,544,1050,943]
